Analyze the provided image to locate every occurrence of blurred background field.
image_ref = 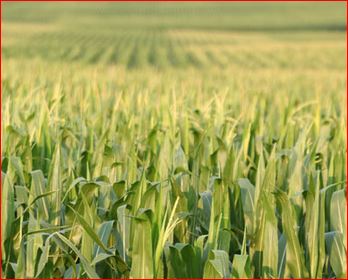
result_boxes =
[2,2,346,70]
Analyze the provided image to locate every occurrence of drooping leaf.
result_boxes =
[203,250,231,278]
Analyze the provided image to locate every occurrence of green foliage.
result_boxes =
[1,2,346,279]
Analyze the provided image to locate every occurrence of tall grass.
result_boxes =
[1,60,346,278]
[1,2,347,278]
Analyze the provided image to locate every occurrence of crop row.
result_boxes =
[2,60,346,278]
[3,31,345,70]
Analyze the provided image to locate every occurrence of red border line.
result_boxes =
[0,0,347,2]
[1,0,3,278]
[346,1,348,279]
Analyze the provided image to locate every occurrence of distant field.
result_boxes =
[2,2,346,69]
[1,2,347,279]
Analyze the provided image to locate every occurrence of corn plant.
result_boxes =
[1,2,346,279]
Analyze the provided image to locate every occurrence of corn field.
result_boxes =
[1,2,347,279]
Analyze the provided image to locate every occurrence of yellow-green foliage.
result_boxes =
[1,2,346,279]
